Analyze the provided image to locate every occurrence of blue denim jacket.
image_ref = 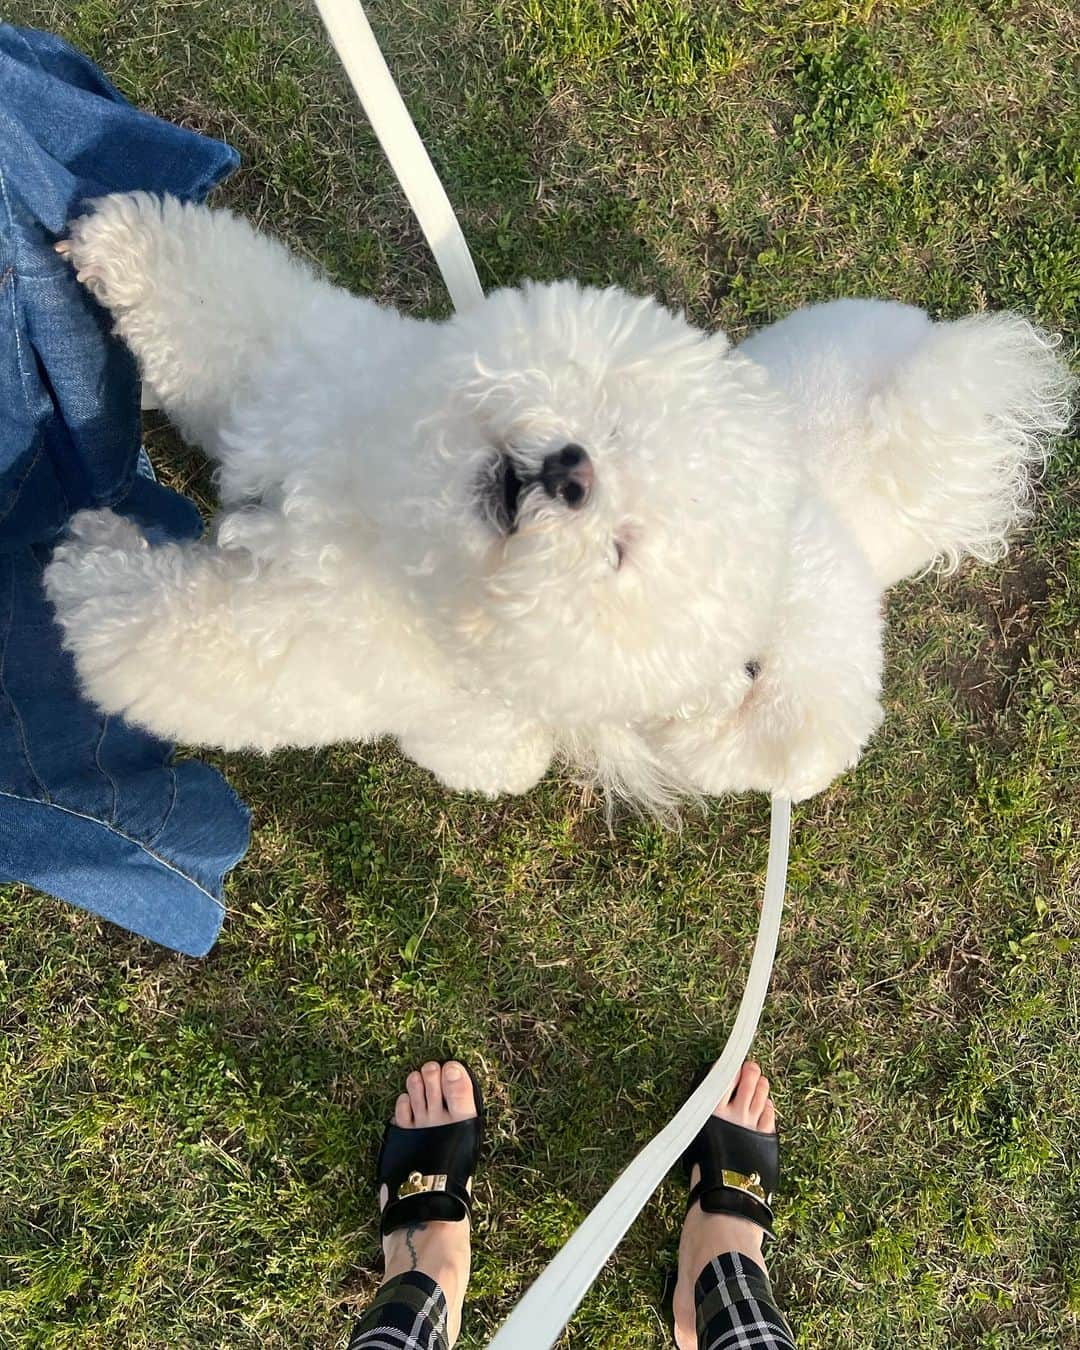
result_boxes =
[0,24,249,955]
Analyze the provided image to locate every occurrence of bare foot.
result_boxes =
[673,1061,776,1350]
[380,1061,477,1347]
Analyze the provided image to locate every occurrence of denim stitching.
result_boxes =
[0,787,227,911]
[91,715,120,825]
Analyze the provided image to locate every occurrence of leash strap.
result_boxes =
[312,0,484,312]
[311,6,793,1343]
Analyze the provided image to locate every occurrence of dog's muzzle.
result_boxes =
[483,444,594,532]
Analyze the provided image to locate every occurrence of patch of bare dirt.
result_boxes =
[938,555,1052,726]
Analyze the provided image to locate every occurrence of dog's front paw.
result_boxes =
[400,716,554,796]
[64,507,147,551]
[56,191,167,313]
[45,509,150,627]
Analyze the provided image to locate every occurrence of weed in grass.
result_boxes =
[792,29,903,150]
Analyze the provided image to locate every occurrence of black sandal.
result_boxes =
[682,1110,779,1238]
[661,1068,780,1343]
[377,1061,485,1239]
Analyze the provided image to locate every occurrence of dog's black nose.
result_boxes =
[540,444,594,509]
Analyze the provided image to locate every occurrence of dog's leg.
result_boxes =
[651,497,884,802]
[740,299,1073,588]
[399,715,554,797]
[59,191,338,454]
[45,510,553,782]
[44,509,298,750]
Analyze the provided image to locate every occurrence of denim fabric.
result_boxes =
[0,24,249,956]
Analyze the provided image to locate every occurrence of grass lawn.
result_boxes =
[2,1,1078,1346]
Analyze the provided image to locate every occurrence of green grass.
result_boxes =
[2,1,1078,1346]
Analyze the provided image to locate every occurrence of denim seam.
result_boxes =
[145,759,178,848]
[0,165,31,416]
[0,164,47,526]
[91,715,120,825]
[0,787,226,911]
[0,563,51,802]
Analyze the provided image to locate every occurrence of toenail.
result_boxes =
[445,1063,462,1079]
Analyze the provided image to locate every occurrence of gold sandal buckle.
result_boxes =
[721,1168,770,1204]
[398,1171,448,1198]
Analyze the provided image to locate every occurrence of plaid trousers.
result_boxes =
[694,1252,796,1349]
[347,1272,449,1350]
[348,1252,795,1349]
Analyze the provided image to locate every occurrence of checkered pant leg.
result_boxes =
[347,1272,449,1350]
[695,1251,796,1349]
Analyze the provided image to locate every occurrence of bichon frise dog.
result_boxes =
[45,192,1073,810]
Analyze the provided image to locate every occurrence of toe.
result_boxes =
[759,1100,776,1137]
[749,1074,771,1127]
[406,1070,427,1124]
[729,1061,761,1122]
[394,1092,414,1128]
[442,1062,477,1121]
[421,1061,447,1122]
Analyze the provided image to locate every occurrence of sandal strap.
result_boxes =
[688,1178,775,1237]
[682,1115,779,1239]
[379,1118,481,1235]
[381,1178,474,1236]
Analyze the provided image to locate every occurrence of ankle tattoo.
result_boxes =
[404,1222,427,1271]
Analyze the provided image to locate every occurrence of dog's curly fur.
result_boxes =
[45,192,1074,810]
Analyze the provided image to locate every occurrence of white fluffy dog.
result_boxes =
[45,192,1073,810]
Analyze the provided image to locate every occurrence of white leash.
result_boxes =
[312,0,484,313]
[310,5,793,1343]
